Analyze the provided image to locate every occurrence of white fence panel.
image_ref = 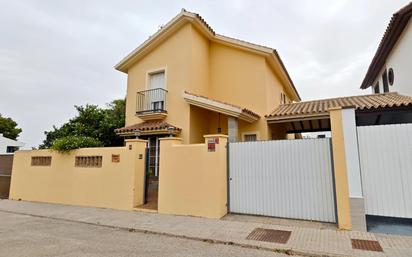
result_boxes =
[357,124,412,218]
[229,138,336,223]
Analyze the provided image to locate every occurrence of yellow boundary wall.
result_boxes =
[9,139,147,210]
[158,135,228,218]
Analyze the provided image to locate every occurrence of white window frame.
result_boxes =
[145,67,167,90]
[242,131,260,142]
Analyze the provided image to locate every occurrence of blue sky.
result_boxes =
[0,0,409,147]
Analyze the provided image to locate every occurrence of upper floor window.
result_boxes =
[382,69,389,93]
[149,71,165,90]
[374,82,380,94]
[280,92,288,104]
[388,68,394,86]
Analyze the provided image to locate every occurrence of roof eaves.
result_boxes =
[360,2,412,89]
[272,50,301,101]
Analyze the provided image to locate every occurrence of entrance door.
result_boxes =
[144,136,161,209]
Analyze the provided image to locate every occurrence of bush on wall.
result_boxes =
[51,136,102,153]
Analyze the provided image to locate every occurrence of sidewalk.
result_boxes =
[0,200,411,257]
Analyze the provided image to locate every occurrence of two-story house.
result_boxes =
[361,2,412,95]
[114,10,301,197]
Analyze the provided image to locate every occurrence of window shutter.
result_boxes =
[149,72,165,89]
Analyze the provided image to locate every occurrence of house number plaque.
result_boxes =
[207,139,216,152]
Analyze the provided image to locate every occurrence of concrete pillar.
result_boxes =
[228,117,238,143]
[329,107,366,231]
[124,139,149,208]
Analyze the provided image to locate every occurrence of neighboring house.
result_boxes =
[361,2,412,95]
[0,134,24,154]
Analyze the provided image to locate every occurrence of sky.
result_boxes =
[0,0,409,148]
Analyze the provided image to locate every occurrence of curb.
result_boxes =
[0,209,351,257]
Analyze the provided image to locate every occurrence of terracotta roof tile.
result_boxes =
[267,92,412,119]
[115,120,181,134]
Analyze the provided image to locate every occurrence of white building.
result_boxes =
[361,3,412,95]
[0,134,24,154]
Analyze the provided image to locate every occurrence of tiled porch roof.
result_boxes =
[266,92,412,121]
[183,91,260,122]
[115,120,181,135]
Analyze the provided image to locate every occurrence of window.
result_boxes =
[75,156,102,168]
[388,68,394,86]
[382,69,389,92]
[6,146,18,153]
[31,156,52,166]
[149,71,165,89]
[374,82,380,94]
[280,92,286,104]
[244,134,257,142]
[148,70,166,112]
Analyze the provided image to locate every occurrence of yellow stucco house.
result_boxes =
[114,9,300,204]
[115,10,300,141]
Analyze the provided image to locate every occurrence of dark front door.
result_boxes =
[144,136,161,209]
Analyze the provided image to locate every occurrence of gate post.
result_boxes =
[329,107,366,231]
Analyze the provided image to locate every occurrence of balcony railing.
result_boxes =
[136,88,167,115]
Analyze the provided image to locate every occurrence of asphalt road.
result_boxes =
[0,211,289,257]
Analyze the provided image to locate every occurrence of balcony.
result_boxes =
[136,88,167,120]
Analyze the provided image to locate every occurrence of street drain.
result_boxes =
[351,239,383,252]
[246,228,291,244]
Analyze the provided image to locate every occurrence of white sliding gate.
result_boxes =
[357,124,412,218]
[228,138,336,223]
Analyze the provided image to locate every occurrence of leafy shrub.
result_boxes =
[39,99,125,149]
[51,136,102,153]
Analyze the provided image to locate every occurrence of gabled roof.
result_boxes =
[115,9,300,101]
[267,92,412,121]
[361,2,412,89]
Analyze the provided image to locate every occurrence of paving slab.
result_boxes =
[0,199,411,257]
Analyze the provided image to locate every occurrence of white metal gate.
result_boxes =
[228,138,336,223]
[357,124,412,218]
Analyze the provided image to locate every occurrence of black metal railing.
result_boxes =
[136,88,167,115]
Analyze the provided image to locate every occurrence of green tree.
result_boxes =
[0,114,22,140]
[39,99,125,150]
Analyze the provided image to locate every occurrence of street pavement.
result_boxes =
[0,200,411,257]
[0,211,290,257]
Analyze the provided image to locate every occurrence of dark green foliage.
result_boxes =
[51,136,102,152]
[39,99,125,149]
[0,114,22,140]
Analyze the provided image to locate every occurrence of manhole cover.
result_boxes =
[246,228,291,244]
[351,239,383,252]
